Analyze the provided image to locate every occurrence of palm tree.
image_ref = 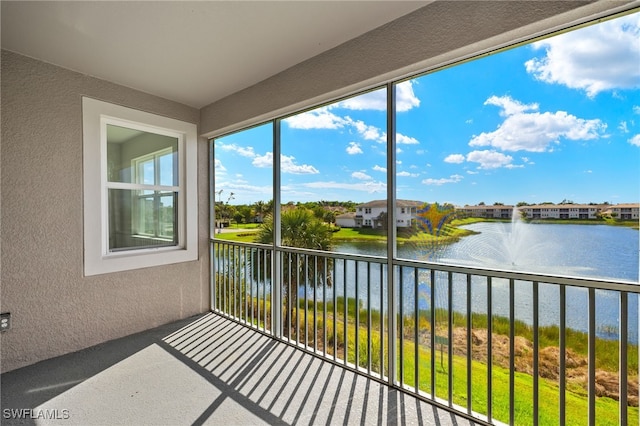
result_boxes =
[255,208,333,337]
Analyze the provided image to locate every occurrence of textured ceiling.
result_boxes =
[1,1,429,108]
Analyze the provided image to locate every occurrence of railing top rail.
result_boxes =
[393,257,640,293]
[211,239,640,293]
[212,238,388,264]
[211,238,271,249]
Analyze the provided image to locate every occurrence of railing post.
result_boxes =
[209,139,216,311]
[272,119,282,338]
[386,82,397,385]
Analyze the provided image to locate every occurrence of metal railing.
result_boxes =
[212,239,639,425]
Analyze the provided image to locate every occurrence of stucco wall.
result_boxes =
[201,1,633,137]
[0,50,210,373]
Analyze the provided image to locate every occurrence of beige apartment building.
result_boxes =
[458,203,640,220]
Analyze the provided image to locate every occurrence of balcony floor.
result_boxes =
[2,313,477,425]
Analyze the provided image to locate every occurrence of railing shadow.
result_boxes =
[161,313,478,425]
[1,312,477,425]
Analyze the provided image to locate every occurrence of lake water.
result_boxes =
[330,222,639,342]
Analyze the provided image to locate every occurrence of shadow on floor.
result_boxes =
[1,313,477,425]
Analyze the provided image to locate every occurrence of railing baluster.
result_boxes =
[343,258,348,366]
[487,276,493,422]
[560,285,566,425]
[333,259,338,363]
[533,281,539,426]
[430,269,436,400]
[355,260,360,370]
[287,252,292,340]
[234,246,238,319]
[509,278,515,425]
[243,246,247,322]
[263,248,267,332]
[380,263,385,379]
[466,274,472,415]
[232,246,237,319]
[620,291,628,426]
[226,244,230,315]
[588,287,596,426]
[367,262,372,375]
[399,266,404,386]
[414,267,420,394]
[254,247,258,325]
[314,255,318,352]
[448,271,453,406]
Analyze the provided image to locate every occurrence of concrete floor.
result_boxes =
[1,313,478,425]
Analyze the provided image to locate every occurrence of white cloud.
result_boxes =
[304,180,386,193]
[466,150,514,169]
[373,165,386,173]
[220,182,273,197]
[350,119,385,142]
[444,154,466,164]
[485,95,538,116]
[285,104,420,147]
[422,174,463,186]
[619,121,629,133]
[336,80,420,112]
[634,105,640,115]
[352,171,372,180]
[470,95,605,152]
[252,152,319,174]
[214,158,227,176]
[337,88,386,111]
[397,171,419,177]
[346,141,363,154]
[396,80,421,112]
[252,152,272,168]
[397,133,419,145]
[525,14,640,97]
[284,107,347,129]
[629,134,640,146]
[216,143,257,158]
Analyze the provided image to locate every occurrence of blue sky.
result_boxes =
[215,12,640,207]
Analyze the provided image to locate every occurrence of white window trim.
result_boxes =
[83,97,198,276]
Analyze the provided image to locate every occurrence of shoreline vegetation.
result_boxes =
[215,216,639,244]
[215,290,639,425]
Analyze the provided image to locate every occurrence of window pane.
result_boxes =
[158,151,176,186]
[213,123,274,237]
[108,188,178,251]
[107,124,178,185]
[280,88,388,252]
[140,159,155,185]
[395,13,639,282]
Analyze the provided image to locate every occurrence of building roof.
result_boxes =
[356,199,424,208]
[336,212,357,219]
